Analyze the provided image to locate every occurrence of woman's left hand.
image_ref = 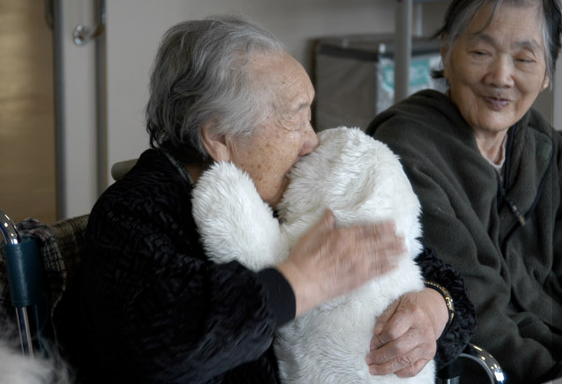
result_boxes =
[365,288,448,377]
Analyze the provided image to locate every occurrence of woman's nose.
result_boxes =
[485,55,515,88]
[302,123,320,155]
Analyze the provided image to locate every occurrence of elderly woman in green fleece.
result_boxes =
[368,0,562,383]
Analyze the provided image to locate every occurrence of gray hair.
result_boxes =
[434,0,562,84]
[146,15,287,162]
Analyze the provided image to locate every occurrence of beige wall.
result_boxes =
[58,0,99,218]
[0,0,57,223]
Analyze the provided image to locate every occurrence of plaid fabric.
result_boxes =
[0,215,89,327]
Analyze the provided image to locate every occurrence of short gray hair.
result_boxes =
[146,15,286,162]
[434,0,561,85]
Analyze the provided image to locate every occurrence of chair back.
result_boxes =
[0,209,88,357]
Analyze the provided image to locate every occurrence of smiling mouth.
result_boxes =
[483,96,510,111]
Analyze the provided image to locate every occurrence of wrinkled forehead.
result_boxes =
[251,52,314,108]
[447,1,542,38]
[467,2,544,44]
[474,2,542,31]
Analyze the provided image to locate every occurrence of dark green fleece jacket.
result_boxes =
[368,89,562,384]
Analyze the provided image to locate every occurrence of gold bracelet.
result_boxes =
[424,280,455,336]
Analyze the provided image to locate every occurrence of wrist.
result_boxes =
[424,280,455,339]
[275,261,313,317]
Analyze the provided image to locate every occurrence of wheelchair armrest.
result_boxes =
[436,343,505,384]
[458,343,506,384]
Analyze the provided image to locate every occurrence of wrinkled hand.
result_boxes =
[366,289,448,377]
[277,209,406,317]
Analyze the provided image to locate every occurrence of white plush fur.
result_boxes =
[0,318,70,384]
[192,127,435,384]
[0,342,55,384]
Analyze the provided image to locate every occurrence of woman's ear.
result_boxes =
[541,74,550,91]
[440,33,449,73]
[201,125,231,162]
[439,33,447,55]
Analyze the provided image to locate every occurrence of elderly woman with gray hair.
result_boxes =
[55,16,475,384]
[369,0,562,382]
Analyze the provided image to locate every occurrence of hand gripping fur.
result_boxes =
[191,127,435,384]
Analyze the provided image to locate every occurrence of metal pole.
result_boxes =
[395,0,413,104]
[52,0,66,220]
[95,0,108,195]
[15,308,34,357]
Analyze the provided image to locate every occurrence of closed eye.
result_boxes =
[515,57,535,64]
[471,50,489,56]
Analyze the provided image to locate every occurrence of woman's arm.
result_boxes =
[365,246,475,376]
[78,194,283,384]
[416,246,476,367]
